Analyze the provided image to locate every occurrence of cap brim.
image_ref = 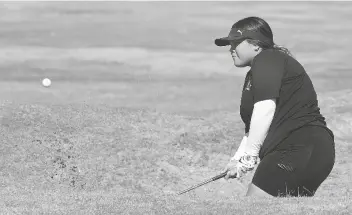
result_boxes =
[214,37,231,46]
[215,36,245,47]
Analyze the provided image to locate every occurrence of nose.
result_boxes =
[229,46,236,53]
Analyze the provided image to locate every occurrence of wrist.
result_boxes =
[231,136,248,161]
[243,137,261,157]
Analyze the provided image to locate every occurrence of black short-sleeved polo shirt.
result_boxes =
[240,49,333,159]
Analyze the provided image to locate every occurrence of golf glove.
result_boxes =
[224,155,259,179]
[236,155,259,177]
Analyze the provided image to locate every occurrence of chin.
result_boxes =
[234,60,250,68]
[233,60,244,67]
[234,63,247,68]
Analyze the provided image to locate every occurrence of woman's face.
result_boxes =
[229,40,259,68]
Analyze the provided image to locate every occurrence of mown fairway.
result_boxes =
[0,2,351,214]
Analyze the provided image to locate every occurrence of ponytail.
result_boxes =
[247,39,295,58]
[272,43,295,58]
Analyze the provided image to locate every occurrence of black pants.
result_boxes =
[252,125,335,197]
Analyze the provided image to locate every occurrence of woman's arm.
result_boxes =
[244,99,276,157]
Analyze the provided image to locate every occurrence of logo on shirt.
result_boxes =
[237,30,243,35]
[245,79,252,91]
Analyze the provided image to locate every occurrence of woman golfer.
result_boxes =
[216,16,335,197]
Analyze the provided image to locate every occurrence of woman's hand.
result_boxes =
[223,155,259,180]
[223,160,238,180]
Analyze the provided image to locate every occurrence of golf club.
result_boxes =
[177,171,235,195]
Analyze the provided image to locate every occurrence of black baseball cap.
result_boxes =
[215,27,273,47]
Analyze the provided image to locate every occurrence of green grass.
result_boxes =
[0,1,351,214]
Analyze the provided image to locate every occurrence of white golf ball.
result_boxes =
[42,78,51,87]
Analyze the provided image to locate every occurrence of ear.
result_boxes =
[252,44,261,52]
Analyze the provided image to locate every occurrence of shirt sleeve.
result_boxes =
[251,50,286,103]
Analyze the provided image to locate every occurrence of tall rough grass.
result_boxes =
[0,96,351,214]
[0,102,243,194]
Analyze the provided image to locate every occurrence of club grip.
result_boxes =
[212,171,228,181]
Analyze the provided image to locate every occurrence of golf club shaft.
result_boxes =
[177,171,232,195]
